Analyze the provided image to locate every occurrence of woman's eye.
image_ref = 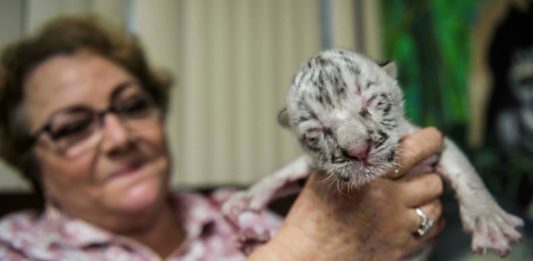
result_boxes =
[51,118,93,141]
[117,97,152,117]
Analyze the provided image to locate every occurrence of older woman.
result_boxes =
[0,16,444,260]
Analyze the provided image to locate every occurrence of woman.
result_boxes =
[0,16,444,260]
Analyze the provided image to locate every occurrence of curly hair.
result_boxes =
[0,15,172,202]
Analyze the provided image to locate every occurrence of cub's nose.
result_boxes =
[343,143,371,162]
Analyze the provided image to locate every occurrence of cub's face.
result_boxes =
[280,49,405,186]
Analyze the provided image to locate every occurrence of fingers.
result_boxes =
[422,218,446,240]
[404,218,446,255]
[401,199,445,256]
[400,199,445,256]
[408,199,443,234]
[403,153,440,177]
[388,127,444,179]
[400,173,444,208]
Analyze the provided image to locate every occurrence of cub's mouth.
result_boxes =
[321,150,397,185]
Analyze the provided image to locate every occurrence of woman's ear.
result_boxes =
[278,107,290,129]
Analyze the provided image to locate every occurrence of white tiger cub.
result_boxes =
[222,49,523,257]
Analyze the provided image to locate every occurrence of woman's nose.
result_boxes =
[100,114,132,151]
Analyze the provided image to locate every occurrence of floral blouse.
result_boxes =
[0,190,281,261]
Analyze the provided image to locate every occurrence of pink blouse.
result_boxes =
[0,190,281,261]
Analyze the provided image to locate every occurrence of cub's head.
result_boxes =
[279,49,405,186]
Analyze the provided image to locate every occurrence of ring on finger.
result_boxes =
[414,207,434,237]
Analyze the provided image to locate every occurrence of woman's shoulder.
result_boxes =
[0,210,76,260]
[0,210,43,255]
[0,210,44,245]
[0,209,41,235]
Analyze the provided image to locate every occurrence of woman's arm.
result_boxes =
[249,127,445,260]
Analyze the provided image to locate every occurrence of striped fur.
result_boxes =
[280,49,410,186]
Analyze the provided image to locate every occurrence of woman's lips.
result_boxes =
[108,161,145,179]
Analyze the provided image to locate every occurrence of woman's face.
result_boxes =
[23,51,170,219]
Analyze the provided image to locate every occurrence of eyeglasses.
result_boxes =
[30,87,160,158]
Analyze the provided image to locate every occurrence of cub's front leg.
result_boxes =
[222,155,311,221]
[222,155,311,251]
[439,139,524,256]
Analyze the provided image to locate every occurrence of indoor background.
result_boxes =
[0,0,383,190]
[0,0,532,260]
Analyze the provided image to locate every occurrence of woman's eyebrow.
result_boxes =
[109,80,138,103]
[37,80,139,132]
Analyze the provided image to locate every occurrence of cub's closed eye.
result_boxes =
[367,95,377,105]
[309,127,324,133]
[306,127,325,137]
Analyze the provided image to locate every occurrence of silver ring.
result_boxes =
[414,208,434,237]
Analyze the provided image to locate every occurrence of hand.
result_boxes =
[249,127,445,261]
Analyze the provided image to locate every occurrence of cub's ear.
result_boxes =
[381,60,397,79]
[277,107,290,129]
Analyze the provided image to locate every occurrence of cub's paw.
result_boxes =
[463,209,524,257]
[222,191,255,223]
[238,228,271,255]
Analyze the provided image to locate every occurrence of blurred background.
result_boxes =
[0,0,532,259]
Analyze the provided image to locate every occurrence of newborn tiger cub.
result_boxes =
[222,49,523,256]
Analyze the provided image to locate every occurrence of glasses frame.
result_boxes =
[28,84,161,156]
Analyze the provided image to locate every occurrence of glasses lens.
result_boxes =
[116,95,156,119]
[48,109,100,157]
[40,87,160,158]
